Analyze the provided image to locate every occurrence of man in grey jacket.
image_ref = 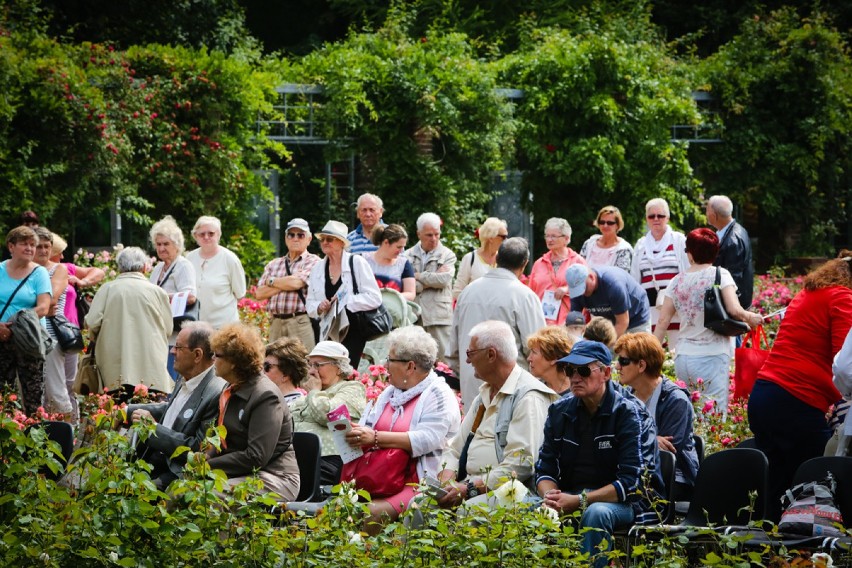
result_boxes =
[406,212,457,361]
[127,321,226,489]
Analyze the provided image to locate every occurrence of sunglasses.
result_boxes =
[286,232,307,239]
[557,363,604,378]
[263,362,279,372]
[617,357,636,367]
[647,214,667,220]
[195,231,217,238]
[598,220,618,226]
[497,234,509,240]
[319,236,339,244]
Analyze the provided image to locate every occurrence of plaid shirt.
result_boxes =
[259,251,320,315]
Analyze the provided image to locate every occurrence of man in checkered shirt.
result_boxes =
[256,218,320,350]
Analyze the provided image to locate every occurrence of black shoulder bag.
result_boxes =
[703,267,749,337]
[347,255,393,341]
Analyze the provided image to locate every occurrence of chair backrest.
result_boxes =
[792,456,852,527]
[683,448,769,527]
[292,432,322,502]
[42,421,75,465]
[658,449,677,523]
[693,434,706,465]
[736,437,758,450]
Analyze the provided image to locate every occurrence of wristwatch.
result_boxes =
[466,480,480,498]
[267,276,275,286]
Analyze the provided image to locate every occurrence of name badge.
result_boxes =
[238,409,245,421]
[183,408,194,420]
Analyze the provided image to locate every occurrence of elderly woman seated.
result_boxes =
[290,341,366,486]
[264,337,310,406]
[345,326,461,534]
[526,326,575,396]
[614,332,699,499]
[207,323,300,501]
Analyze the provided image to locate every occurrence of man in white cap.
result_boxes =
[256,218,320,349]
[566,264,650,337]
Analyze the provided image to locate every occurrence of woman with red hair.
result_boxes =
[654,228,761,414]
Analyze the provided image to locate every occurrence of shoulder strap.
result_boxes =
[285,257,307,306]
[470,250,476,268]
[0,266,37,321]
[157,262,178,288]
[494,382,537,463]
[715,266,722,286]
[348,254,360,294]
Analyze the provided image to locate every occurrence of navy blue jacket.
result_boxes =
[535,381,663,523]
[654,379,699,488]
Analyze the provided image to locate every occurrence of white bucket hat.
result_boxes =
[308,341,350,363]
[315,220,350,247]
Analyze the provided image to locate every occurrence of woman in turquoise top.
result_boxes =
[0,226,52,416]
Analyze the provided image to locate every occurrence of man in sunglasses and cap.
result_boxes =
[534,340,661,568]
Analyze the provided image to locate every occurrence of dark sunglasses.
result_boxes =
[557,363,603,378]
[286,232,307,239]
[497,234,509,240]
[647,214,667,220]
[617,356,636,367]
[598,220,618,226]
[263,362,279,372]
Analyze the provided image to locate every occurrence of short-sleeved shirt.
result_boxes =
[259,251,320,316]
[666,266,737,357]
[571,266,649,329]
[363,253,414,294]
[0,261,52,324]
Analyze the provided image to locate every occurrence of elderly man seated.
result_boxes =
[435,320,558,507]
[127,321,226,489]
[534,340,662,568]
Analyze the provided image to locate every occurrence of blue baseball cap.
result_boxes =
[564,311,586,326]
[556,340,612,366]
[565,264,590,298]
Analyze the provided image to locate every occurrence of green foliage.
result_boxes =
[499,20,703,245]
[289,12,515,245]
[697,8,852,258]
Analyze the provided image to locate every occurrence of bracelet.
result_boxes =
[372,431,380,451]
[578,490,588,511]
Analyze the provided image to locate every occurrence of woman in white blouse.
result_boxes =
[186,216,246,329]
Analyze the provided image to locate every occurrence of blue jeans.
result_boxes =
[581,501,635,568]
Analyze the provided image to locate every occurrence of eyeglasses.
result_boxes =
[195,231,217,238]
[172,344,193,352]
[598,220,618,226]
[308,361,336,369]
[286,232,307,239]
[263,362,279,373]
[544,234,565,240]
[497,234,509,240]
[557,363,605,378]
[646,214,667,220]
[617,357,636,367]
[319,236,338,244]
[384,357,409,366]
[466,347,489,358]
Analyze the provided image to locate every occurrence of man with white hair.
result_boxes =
[449,237,546,408]
[706,195,754,309]
[435,320,558,509]
[347,193,385,255]
[406,212,457,360]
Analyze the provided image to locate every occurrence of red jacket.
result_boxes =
[527,249,586,325]
[758,286,852,412]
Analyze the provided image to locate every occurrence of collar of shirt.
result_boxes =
[716,218,736,241]
[478,365,523,408]
[182,365,214,394]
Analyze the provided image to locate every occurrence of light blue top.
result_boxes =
[0,261,52,323]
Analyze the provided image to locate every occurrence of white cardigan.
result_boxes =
[306,251,383,317]
[359,373,461,480]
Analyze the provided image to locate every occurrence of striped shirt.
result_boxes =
[347,224,379,255]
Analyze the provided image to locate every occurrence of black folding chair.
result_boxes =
[292,432,323,503]
[28,420,75,480]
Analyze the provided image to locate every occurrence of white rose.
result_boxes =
[493,479,528,506]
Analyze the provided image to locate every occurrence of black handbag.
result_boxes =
[703,267,749,337]
[74,284,91,325]
[49,314,85,352]
[347,255,393,341]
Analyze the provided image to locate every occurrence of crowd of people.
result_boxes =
[1,193,851,566]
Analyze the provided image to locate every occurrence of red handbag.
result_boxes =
[733,325,770,401]
[340,397,419,498]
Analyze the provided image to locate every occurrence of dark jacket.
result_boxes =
[535,381,662,523]
[653,379,699,488]
[127,366,226,476]
[714,221,754,309]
